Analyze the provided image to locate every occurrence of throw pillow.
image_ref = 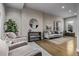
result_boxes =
[6,32,17,39]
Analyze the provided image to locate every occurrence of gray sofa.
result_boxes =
[44,31,63,39]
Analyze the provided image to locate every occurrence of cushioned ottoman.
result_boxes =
[8,42,42,56]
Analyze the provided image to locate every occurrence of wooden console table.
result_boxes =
[28,32,41,42]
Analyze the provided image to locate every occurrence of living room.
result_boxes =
[0,3,78,56]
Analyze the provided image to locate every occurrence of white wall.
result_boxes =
[43,14,54,31]
[21,8,43,41]
[43,13,64,32]
[5,7,22,36]
[76,4,79,50]
[0,4,5,40]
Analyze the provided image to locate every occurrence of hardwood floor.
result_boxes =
[36,37,77,56]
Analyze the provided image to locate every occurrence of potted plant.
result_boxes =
[4,19,18,34]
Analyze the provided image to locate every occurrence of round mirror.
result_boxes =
[29,18,38,29]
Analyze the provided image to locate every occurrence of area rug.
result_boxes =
[48,37,73,44]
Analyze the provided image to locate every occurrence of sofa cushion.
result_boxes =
[11,37,27,43]
[6,32,17,39]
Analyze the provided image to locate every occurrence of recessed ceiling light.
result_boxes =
[62,6,65,9]
[74,13,77,15]
[69,10,72,13]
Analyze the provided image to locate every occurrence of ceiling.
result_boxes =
[5,3,24,9]
[5,3,77,18]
